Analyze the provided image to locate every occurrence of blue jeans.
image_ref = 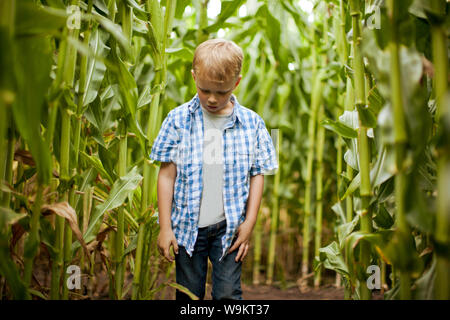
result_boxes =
[175,219,243,300]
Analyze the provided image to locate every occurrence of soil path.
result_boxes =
[241,284,347,300]
[200,283,383,300]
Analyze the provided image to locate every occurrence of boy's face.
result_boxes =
[191,69,241,115]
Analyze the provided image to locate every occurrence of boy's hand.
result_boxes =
[228,220,254,262]
[157,228,179,262]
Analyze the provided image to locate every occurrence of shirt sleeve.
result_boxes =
[149,110,180,163]
[250,118,278,176]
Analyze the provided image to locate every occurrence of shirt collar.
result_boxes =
[188,94,244,125]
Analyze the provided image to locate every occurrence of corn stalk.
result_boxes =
[133,0,176,300]
[313,12,331,288]
[302,25,323,279]
[266,131,281,285]
[251,49,276,285]
[430,0,450,300]
[336,0,355,295]
[386,0,411,300]
[196,0,209,44]
[350,0,372,300]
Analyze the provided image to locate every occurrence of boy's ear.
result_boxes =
[191,69,196,81]
[234,75,242,88]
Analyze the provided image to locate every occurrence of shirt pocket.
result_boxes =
[232,146,253,186]
[178,163,201,181]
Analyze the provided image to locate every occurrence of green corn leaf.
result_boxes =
[145,21,161,57]
[0,207,27,232]
[165,47,194,62]
[163,0,177,41]
[255,4,281,62]
[217,0,245,22]
[315,241,350,277]
[80,151,114,184]
[344,148,359,171]
[93,0,109,14]
[280,0,307,36]
[112,53,139,118]
[148,0,164,47]
[82,28,111,107]
[322,118,358,138]
[39,217,57,259]
[367,86,385,117]
[12,35,53,185]
[331,202,347,224]
[125,0,149,21]
[337,214,360,249]
[356,104,377,128]
[373,204,395,229]
[341,147,394,200]
[167,282,199,300]
[83,166,143,243]
[111,50,147,150]
[175,0,190,19]
[123,232,139,257]
[345,231,394,277]
[0,207,29,299]
[93,12,131,57]
[383,230,423,274]
[28,288,48,300]
[412,257,436,299]
[15,0,67,36]
[98,143,119,181]
[0,244,29,299]
[137,85,152,109]
[66,35,117,74]
[73,168,97,213]
[205,0,245,33]
[409,0,447,22]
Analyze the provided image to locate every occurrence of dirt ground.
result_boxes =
[242,284,348,300]
[204,283,384,300]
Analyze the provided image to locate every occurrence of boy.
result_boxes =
[150,39,278,300]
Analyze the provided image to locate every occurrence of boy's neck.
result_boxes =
[200,99,234,116]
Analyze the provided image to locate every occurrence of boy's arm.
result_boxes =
[228,174,264,262]
[157,162,179,262]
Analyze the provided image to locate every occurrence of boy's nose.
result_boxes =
[207,95,217,104]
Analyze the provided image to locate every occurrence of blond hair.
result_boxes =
[192,39,243,83]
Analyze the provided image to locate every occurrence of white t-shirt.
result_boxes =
[198,105,233,228]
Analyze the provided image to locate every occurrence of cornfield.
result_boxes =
[0,0,448,301]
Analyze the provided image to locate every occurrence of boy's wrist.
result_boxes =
[159,222,173,232]
[244,214,257,226]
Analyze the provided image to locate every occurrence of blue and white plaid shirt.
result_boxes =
[150,94,278,259]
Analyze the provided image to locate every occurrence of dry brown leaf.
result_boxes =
[10,223,26,252]
[14,149,35,166]
[96,225,116,243]
[41,202,90,259]
[86,226,116,252]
